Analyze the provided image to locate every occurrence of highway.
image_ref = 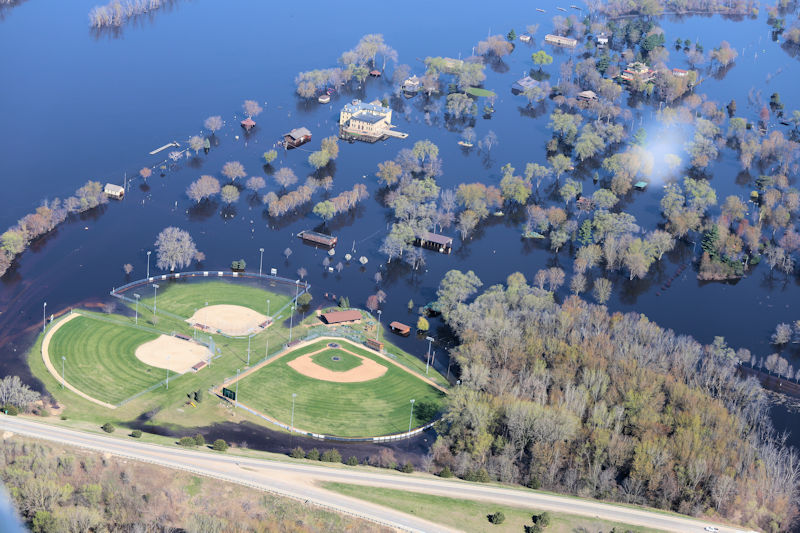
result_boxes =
[0,416,748,533]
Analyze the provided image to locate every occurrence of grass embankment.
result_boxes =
[236,339,445,436]
[321,482,667,533]
[48,316,161,404]
[137,280,293,319]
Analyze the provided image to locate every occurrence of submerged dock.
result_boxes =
[149,141,180,155]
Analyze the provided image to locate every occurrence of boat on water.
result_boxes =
[570,4,581,9]
[523,231,546,239]
[457,141,474,147]
[536,8,546,12]
[318,94,331,104]
[557,6,567,11]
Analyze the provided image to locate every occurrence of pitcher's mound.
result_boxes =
[135,335,211,374]
[186,304,268,336]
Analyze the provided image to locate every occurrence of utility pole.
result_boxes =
[247,335,251,366]
[408,399,415,434]
[235,368,240,408]
[134,293,141,325]
[259,247,264,276]
[376,310,382,341]
[42,302,47,333]
[146,251,151,279]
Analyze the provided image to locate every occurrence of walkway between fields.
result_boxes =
[41,313,117,410]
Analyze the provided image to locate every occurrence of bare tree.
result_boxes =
[274,167,298,189]
[245,176,266,194]
[243,100,263,118]
[204,115,223,133]
[187,176,221,203]
[220,185,240,204]
[221,161,246,181]
[123,263,133,275]
[154,227,198,272]
[283,247,292,260]
[297,267,307,279]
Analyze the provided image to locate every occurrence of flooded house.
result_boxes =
[339,99,407,142]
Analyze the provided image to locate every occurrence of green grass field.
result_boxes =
[48,315,163,404]
[321,483,666,533]
[310,349,362,372]
[236,339,445,437]
[137,280,293,320]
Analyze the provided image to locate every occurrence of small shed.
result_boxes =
[634,181,648,191]
[318,94,331,104]
[672,68,688,77]
[402,75,420,93]
[597,32,609,46]
[544,34,577,47]
[414,232,453,254]
[104,183,124,199]
[577,90,598,101]
[241,117,256,131]
[389,321,411,336]
[299,230,337,247]
[320,310,362,325]
[191,361,207,372]
[519,34,532,43]
[369,69,381,77]
[512,76,539,93]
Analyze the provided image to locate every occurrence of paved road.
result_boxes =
[0,416,749,533]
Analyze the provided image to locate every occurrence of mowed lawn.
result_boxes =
[137,281,293,319]
[49,316,163,405]
[237,340,445,437]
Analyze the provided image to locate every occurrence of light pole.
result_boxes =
[425,336,434,375]
[408,399,415,434]
[265,336,269,360]
[289,304,296,342]
[267,299,270,318]
[133,293,141,325]
[61,356,66,389]
[235,368,240,407]
[42,302,47,333]
[146,251,151,279]
[247,335,251,366]
[376,310,382,341]
[259,248,264,276]
[152,284,159,323]
[166,355,170,389]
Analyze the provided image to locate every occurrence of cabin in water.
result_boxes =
[283,127,312,148]
[414,231,453,254]
[298,230,337,247]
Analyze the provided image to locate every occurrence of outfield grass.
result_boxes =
[136,280,293,319]
[236,339,445,437]
[310,349,362,372]
[48,315,163,404]
[320,483,667,533]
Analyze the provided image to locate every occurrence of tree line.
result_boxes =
[0,181,107,278]
[431,270,797,531]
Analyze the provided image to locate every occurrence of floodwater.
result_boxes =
[2,0,800,447]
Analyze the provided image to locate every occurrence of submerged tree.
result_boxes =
[187,175,221,203]
[154,227,199,272]
[204,115,223,134]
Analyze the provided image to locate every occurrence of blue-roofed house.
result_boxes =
[339,99,407,142]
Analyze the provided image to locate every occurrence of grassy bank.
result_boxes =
[320,482,667,533]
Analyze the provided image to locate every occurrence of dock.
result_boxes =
[149,141,179,155]
[382,129,409,139]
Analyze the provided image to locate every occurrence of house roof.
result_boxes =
[351,111,385,124]
[389,321,411,333]
[342,99,389,115]
[577,90,598,99]
[286,127,311,139]
[241,117,256,128]
[320,310,362,324]
[512,76,539,91]
[104,183,124,194]
[419,231,453,246]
